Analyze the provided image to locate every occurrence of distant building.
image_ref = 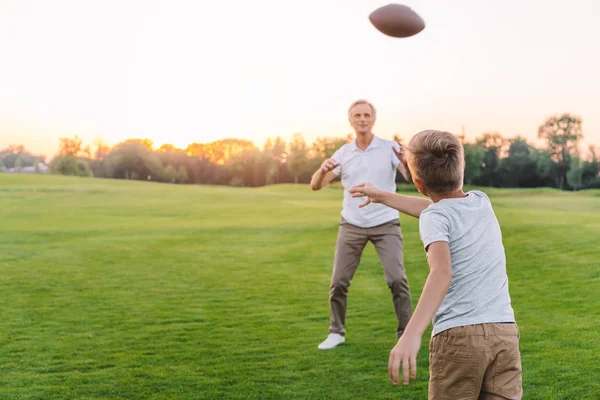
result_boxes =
[5,163,49,174]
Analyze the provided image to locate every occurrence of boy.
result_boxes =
[348,130,522,399]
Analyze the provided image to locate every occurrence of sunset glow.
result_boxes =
[1,0,599,158]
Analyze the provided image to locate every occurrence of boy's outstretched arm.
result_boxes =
[348,182,432,218]
[388,241,453,386]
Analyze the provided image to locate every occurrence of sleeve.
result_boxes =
[331,148,342,176]
[474,190,490,201]
[419,208,450,252]
[391,141,401,169]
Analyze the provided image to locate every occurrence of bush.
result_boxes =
[176,166,189,184]
[49,156,93,177]
[104,142,164,181]
[583,177,600,189]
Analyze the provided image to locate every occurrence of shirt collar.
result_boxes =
[351,135,380,152]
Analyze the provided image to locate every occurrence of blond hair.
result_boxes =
[347,99,377,119]
[407,130,464,194]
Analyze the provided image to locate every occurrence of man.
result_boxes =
[310,99,413,350]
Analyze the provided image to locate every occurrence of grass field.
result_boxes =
[1,174,599,399]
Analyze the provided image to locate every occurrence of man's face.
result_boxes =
[348,103,375,135]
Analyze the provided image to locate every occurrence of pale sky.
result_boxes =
[1,0,599,159]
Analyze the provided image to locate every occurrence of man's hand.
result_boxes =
[393,142,406,164]
[348,182,387,208]
[320,158,340,174]
[388,332,422,386]
[310,158,339,190]
[393,143,410,182]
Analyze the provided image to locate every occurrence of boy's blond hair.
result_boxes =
[406,130,464,194]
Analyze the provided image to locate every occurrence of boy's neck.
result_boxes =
[429,189,467,203]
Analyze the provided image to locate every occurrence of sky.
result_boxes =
[1,0,599,159]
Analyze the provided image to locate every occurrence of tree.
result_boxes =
[15,156,23,173]
[311,136,348,160]
[176,166,189,184]
[58,135,90,158]
[123,138,154,151]
[263,136,287,185]
[5,144,25,153]
[0,145,45,169]
[270,136,287,160]
[93,139,111,160]
[0,158,5,172]
[566,156,583,191]
[534,150,558,187]
[163,165,177,183]
[463,143,484,185]
[157,144,181,153]
[105,142,163,181]
[474,132,507,187]
[498,137,539,187]
[228,148,273,187]
[201,138,256,165]
[538,113,584,190]
[49,156,93,177]
[581,145,600,189]
[185,143,206,158]
[586,145,598,163]
[287,133,309,184]
[477,132,507,150]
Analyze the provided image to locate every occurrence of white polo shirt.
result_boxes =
[331,135,401,228]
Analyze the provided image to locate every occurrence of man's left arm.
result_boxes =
[397,162,409,182]
[392,143,410,182]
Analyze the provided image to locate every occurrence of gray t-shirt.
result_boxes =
[419,190,515,337]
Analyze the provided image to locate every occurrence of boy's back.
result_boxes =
[419,190,515,336]
[348,130,523,399]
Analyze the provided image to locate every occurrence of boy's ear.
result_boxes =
[414,178,428,197]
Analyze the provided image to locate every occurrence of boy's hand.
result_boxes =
[348,182,385,208]
[388,332,421,386]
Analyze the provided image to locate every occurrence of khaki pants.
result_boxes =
[429,323,523,400]
[329,218,412,338]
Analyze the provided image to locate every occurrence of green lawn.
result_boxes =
[1,174,599,399]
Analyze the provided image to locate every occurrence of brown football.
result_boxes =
[368,3,425,38]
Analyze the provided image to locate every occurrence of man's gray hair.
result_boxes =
[347,99,377,119]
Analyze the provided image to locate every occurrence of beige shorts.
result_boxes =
[429,323,522,400]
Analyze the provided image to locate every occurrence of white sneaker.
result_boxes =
[317,333,345,350]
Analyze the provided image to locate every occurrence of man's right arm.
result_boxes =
[310,158,339,191]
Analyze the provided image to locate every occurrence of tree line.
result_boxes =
[1,113,599,190]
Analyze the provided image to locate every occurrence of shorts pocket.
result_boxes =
[430,345,479,400]
[493,344,523,399]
